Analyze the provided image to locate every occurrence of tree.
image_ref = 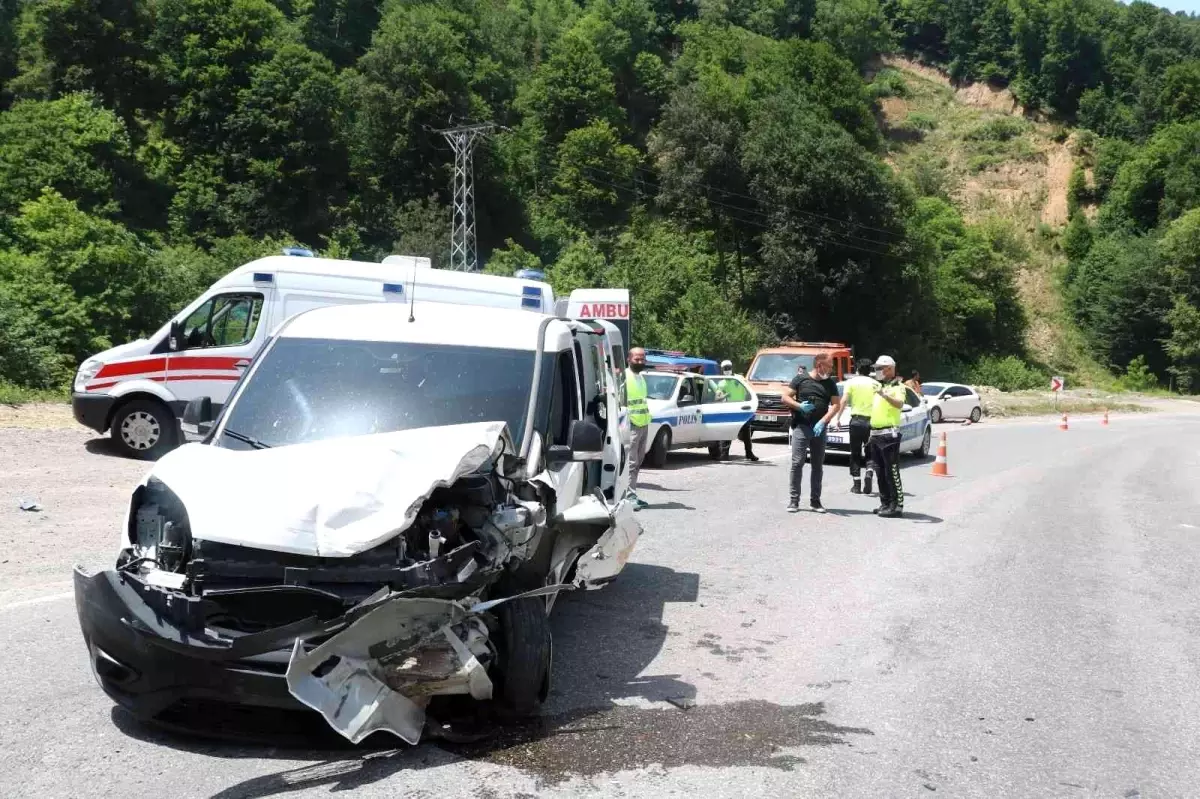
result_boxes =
[812,0,894,71]
[549,119,640,232]
[9,0,159,121]
[0,94,133,223]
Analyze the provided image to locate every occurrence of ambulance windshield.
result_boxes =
[218,338,539,450]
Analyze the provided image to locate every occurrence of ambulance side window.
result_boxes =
[182,293,264,350]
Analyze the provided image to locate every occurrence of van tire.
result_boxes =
[493,597,551,718]
[646,428,670,469]
[110,398,176,461]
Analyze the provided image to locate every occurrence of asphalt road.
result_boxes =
[3,411,1200,797]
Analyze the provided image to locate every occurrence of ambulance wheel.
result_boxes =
[929,406,942,423]
[111,398,176,460]
[493,597,551,718]
[646,428,670,469]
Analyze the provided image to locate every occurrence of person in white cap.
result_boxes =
[868,355,908,518]
[715,359,758,461]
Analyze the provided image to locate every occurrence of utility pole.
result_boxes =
[437,122,494,272]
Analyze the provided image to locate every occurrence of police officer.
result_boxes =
[842,358,879,495]
[716,359,759,462]
[626,347,651,510]
[868,355,907,518]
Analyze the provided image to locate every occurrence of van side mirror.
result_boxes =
[181,396,213,439]
[546,419,605,464]
[169,320,185,352]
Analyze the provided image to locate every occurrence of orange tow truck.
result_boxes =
[746,341,854,434]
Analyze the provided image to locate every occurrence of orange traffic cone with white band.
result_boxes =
[1102,409,1109,427]
[1059,413,1069,431]
[931,432,950,477]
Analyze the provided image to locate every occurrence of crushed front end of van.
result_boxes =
[73,421,639,744]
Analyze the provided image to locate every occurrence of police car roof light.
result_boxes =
[282,247,315,257]
[515,268,546,281]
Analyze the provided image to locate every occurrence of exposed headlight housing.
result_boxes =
[74,359,103,391]
[127,478,192,575]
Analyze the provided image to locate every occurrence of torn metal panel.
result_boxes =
[572,498,641,589]
[285,586,572,744]
[147,421,511,557]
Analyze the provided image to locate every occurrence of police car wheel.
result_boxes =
[929,406,942,423]
[646,428,670,469]
[915,425,932,458]
[111,399,176,461]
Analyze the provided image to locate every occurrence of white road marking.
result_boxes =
[0,591,73,611]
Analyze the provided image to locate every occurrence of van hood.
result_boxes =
[90,338,151,363]
[146,421,510,557]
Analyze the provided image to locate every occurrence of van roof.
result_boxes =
[279,300,575,352]
[215,255,556,310]
[756,341,851,355]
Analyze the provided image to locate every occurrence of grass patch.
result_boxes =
[983,396,1149,417]
[0,383,68,405]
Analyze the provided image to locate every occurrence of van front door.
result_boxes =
[166,290,271,414]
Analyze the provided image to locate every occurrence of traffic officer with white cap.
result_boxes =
[868,355,907,518]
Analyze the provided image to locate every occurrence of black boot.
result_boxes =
[880,504,903,518]
[863,470,874,495]
[850,479,862,494]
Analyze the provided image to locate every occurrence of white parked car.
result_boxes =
[921,382,983,423]
[642,370,758,467]
[825,383,932,458]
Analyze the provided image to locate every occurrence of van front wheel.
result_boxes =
[111,399,176,460]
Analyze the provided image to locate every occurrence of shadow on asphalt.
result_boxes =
[826,508,944,523]
[641,500,696,511]
[84,437,128,460]
[114,563,882,793]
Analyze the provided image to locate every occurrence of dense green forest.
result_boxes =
[0,0,1196,393]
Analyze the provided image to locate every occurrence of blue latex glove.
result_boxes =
[813,420,826,437]
[799,400,816,413]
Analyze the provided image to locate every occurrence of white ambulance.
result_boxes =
[72,251,628,459]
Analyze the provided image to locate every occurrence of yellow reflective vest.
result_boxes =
[626,370,651,427]
[870,381,906,429]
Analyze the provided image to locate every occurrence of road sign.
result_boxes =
[1051,376,1064,392]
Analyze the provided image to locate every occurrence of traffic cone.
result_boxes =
[1059,413,1069,431]
[1102,409,1109,427]
[931,432,950,477]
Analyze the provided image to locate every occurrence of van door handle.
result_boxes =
[741,405,751,410]
[234,359,251,370]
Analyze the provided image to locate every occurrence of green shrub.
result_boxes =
[962,355,1046,391]
[967,153,1006,173]
[903,112,938,131]
[1116,355,1158,391]
[869,69,910,99]
[966,117,1031,142]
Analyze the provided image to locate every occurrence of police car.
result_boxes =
[642,370,758,467]
[825,382,933,458]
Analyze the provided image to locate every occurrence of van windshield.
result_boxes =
[748,353,815,382]
[218,338,536,450]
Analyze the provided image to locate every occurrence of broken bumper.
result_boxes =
[73,566,307,721]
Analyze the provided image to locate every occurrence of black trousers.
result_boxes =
[848,416,871,478]
[868,431,902,509]
[719,421,755,459]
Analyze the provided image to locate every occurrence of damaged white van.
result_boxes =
[73,299,640,744]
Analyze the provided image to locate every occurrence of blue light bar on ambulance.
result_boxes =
[252,272,274,283]
[282,247,315,257]
[521,285,543,310]
[382,282,404,302]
